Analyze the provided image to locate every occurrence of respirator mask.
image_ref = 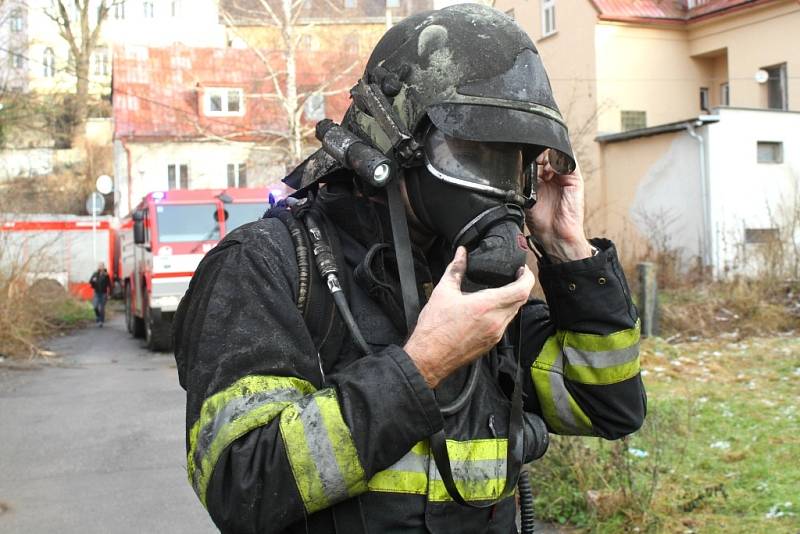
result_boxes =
[407,125,541,287]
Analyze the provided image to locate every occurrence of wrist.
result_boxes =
[541,237,593,263]
[404,336,444,389]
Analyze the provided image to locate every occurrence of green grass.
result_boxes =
[530,335,800,533]
[50,298,95,326]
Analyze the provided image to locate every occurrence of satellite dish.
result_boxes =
[96,174,113,195]
[755,69,769,84]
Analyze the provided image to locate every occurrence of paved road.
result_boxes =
[0,315,564,534]
[0,314,216,534]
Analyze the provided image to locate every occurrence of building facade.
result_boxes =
[495,0,800,274]
[0,0,226,94]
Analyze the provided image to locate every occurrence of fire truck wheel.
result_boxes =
[126,282,145,338]
[144,304,172,352]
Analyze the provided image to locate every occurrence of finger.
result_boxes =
[441,246,467,290]
[483,266,536,306]
[535,149,549,166]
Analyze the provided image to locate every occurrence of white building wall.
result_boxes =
[628,132,706,265]
[114,140,286,216]
[706,107,800,276]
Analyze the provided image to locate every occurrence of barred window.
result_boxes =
[620,110,647,132]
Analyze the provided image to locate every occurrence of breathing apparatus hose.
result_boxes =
[518,465,536,534]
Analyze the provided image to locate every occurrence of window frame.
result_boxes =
[113,1,125,19]
[620,110,647,132]
[764,63,788,111]
[699,87,710,112]
[43,47,55,77]
[720,82,730,106]
[203,88,245,117]
[10,9,23,32]
[143,0,154,18]
[167,163,190,190]
[541,0,556,38]
[227,163,247,188]
[756,141,783,164]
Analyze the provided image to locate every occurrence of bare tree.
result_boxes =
[220,0,361,166]
[44,0,111,139]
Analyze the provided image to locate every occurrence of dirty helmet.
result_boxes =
[286,3,575,191]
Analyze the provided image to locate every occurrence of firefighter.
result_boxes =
[173,5,645,533]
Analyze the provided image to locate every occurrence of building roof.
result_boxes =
[591,0,771,24]
[596,114,719,143]
[112,45,362,142]
[220,0,434,25]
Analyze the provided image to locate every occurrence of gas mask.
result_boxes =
[406,125,541,287]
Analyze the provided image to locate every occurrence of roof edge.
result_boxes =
[596,115,719,144]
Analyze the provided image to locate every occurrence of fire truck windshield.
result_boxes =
[156,203,220,243]
[225,202,269,233]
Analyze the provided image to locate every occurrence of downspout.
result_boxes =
[685,121,712,274]
[121,137,133,215]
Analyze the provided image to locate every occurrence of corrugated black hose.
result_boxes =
[518,465,535,534]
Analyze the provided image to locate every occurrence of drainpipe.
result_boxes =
[685,121,712,275]
[121,138,133,215]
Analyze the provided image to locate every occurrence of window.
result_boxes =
[143,0,154,18]
[227,163,247,188]
[92,48,109,76]
[226,203,269,233]
[699,87,709,112]
[156,204,219,243]
[541,0,556,37]
[386,0,399,7]
[764,63,787,110]
[10,9,23,32]
[9,51,24,69]
[171,0,180,16]
[167,164,189,189]
[720,82,730,106]
[620,110,646,132]
[43,47,55,77]
[745,228,779,244]
[345,0,357,8]
[204,88,245,116]
[757,141,783,164]
[113,1,125,19]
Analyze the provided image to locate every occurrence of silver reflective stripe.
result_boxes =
[386,448,428,473]
[298,396,350,503]
[193,388,304,488]
[446,458,506,483]
[548,353,583,434]
[564,344,640,369]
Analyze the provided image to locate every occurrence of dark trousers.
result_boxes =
[93,293,108,324]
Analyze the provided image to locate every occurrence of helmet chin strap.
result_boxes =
[386,176,421,332]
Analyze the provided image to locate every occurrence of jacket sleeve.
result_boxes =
[521,239,646,439]
[173,219,443,534]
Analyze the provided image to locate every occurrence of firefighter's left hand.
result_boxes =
[525,150,593,262]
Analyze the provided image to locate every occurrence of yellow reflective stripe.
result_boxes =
[279,389,367,514]
[564,355,640,385]
[187,375,316,507]
[316,390,369,496]
[563,322,641,385]
[429,478,509,502]
[368,439,509,502]
[562,320,641,352]
[531,335,593,435]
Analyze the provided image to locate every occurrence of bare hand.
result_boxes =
[404,247,535,388]
[525,150,593,262]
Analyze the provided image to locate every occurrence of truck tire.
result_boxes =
[144,303,172,352]
[126,282,145,338]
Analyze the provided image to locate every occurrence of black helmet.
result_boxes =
[286,3,575,191]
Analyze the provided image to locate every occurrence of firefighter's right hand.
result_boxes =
[404,246,534,389]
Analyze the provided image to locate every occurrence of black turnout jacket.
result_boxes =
[173,190,646,534]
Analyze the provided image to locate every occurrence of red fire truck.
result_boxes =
[0,214,116,300]
[119,188,272,351]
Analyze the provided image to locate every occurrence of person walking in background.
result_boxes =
[89,263,111,327]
